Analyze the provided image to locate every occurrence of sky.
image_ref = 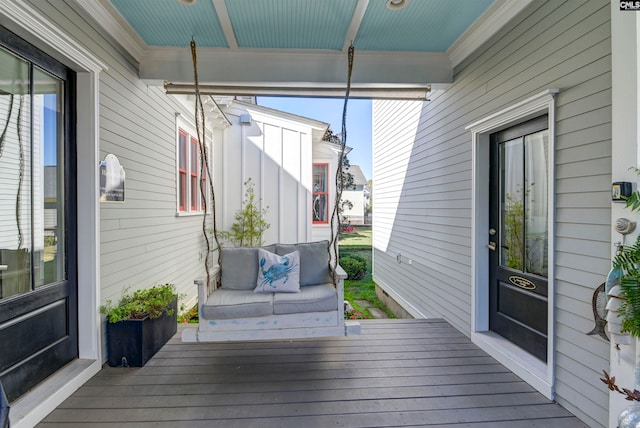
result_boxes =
[257,97,372,180]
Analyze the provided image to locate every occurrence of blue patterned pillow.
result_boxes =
[254,249,300,293]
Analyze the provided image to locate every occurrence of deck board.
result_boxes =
[38,319,587,427]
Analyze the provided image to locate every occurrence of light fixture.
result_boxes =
[176,0,197,4]
[164,82,431,101]
[386,0,408,11]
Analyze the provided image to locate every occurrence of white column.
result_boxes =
[610,3,640,427]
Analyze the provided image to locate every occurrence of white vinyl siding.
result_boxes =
[24,0,212,350]
[373,1,610,427]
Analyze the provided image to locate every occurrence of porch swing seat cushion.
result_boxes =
[273,283,338,315]
[202,289,273,319]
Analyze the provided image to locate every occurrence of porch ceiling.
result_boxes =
[75,0,533,94]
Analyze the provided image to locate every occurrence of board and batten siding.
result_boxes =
[219,102,326,246]
[373,1,610,427]
[24,0,213,350]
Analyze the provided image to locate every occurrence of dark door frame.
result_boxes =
[0,25,78,403]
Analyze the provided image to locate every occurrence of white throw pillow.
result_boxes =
[255,249,301,293]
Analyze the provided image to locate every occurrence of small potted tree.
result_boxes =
[100,284,178,367]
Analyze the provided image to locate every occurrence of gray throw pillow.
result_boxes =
[220,247,259,290]
[276,240,332,286]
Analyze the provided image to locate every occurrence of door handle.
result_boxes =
[0,265,7,271]
[487,241,496,251]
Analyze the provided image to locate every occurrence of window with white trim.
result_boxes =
[177,125,207,214]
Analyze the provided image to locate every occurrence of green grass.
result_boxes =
[340,247,395,319]
[339,226,372,247]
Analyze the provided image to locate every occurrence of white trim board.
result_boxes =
[467,89,558,400]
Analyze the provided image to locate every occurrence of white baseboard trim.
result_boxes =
[472,330,553,400]
[10,359,101,428]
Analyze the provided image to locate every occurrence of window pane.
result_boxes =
[191,176,197,210]
[313,165,326,193]
[0,47,32,299]
[524,130,549,278]
[34,66,65,287]
[312,164,328,223]
[179,132,186,170]
[500,137,524,271]
[179,173,186,210]
[313,194,327,223]
[191,138,198,210]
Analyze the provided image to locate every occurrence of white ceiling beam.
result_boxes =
[211,0,238,49]
[141,47,452,86]
[343,0,369,51]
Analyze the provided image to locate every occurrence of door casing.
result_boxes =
[467,89,557,399]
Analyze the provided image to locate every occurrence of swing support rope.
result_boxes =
[329,44,355,286]
[191,39,222,290]
[188,38,353,289]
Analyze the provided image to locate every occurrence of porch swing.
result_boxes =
[181,40,361,342]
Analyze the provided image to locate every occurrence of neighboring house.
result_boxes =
[213,99,334,246]
[0,1,636,427]
[342,165,369,225]
[372,2,625,427]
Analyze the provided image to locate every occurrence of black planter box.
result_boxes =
[106,299,177,367]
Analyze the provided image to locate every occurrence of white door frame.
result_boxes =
[467,89,558,400]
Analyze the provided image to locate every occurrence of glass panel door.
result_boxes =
[34,66,65,288]
[0,27,77,403]
[0,46,32,299]
[489,115,549,362]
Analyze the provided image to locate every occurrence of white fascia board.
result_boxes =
[73,0,146,63]
[234,100,330,131]
[0,1,107,72]
[142,47,452,86]
[448,0,535,69]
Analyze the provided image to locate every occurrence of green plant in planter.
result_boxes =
[100,283,177,323]
[614,237,640,337]
[612,171,640,338]
[601,170,640,406]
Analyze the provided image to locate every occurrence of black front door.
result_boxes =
[0,27,77,402]
[489,116,549,362]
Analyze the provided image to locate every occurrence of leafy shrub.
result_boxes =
[344,308,368,320]
[100,284,177,323]
[178,303,199,324]
[339,254,367,280]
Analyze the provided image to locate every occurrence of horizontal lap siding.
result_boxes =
[373,1,610,426]
[26,1,211,344]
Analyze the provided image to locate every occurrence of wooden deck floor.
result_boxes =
[39,319,587,427]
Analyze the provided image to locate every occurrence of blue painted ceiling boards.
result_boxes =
[355,0,494,51]
[111,0,228,47]
[109,0,494,52]
[226,0,357,50]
